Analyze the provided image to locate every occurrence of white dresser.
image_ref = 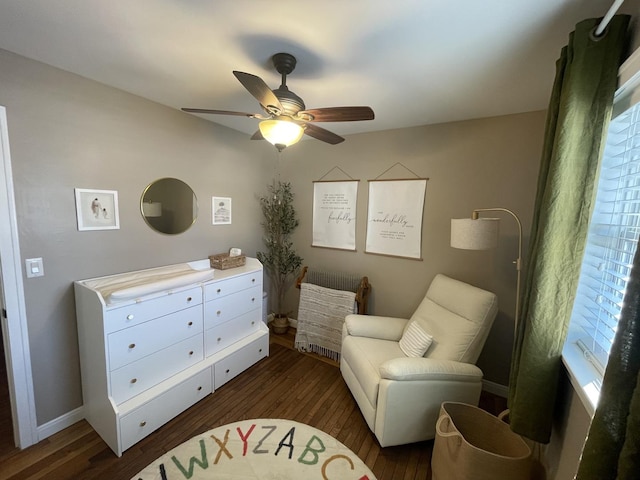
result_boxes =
[74,257,268,456]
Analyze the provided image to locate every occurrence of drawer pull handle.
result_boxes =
[252,278,256,283]
[217,288,221,293]
[251,321,255,325]
[217,337,222,342]
[189,351,194,356]
[139,421,146,427]
[130,378,137,384]
[259,348,263,353]
[187,296,193,302]
[226,369,230,374]
[126,314,134,320]
[188,321,193,326]
[252,297,255,302]
[197,386,202,391]
[128,343,136,349]
[216,310,221,316]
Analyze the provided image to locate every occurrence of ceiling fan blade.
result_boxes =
[181,108,264,118]
[298,106,374,122]
[303,123,345,145]
[233,71,283,114]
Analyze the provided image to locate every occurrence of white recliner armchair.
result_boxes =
[340,274,498,447]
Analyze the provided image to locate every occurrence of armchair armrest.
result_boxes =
[344,314,408,341]
[379,357,483,382]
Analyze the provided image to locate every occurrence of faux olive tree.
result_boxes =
[256,181,303,333]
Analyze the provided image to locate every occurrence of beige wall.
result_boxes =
[279,111,545,387]
[0,48,276,424]
[1,44,546,427]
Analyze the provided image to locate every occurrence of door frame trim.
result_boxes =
[0,106,38,448]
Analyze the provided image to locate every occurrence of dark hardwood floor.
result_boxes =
[0,327,506,480]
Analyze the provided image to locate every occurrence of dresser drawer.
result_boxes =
[203,285,261,329]
[108,306,203,371]
[213,333,268,389]
[204,272,262,302]
[105,287,203,333]
[204,310,262,357]
[120,368,212,452]
[110,334,203,404]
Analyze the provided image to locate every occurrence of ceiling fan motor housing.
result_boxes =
[272,86,305,116]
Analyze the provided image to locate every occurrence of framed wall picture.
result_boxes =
[365,179,427,259]
[212,196,232,225]
[74,188,120,231]
[312,180,358,250]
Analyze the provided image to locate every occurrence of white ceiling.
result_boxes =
[0,0,623,140]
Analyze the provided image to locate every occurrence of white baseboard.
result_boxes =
[482,380,509,398]
[37,406,84,442]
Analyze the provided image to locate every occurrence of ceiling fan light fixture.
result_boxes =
[259,119,304,151]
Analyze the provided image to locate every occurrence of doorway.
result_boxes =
[0,106,37,448]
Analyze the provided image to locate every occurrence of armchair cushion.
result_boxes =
[343,314,407,341]
[341,336,404,408]
[379,357,483,382]
[399,321,433,357]
[407,274,498,363]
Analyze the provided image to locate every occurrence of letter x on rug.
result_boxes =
[133,418,376,480]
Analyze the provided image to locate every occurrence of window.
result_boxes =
[564,87,640,412]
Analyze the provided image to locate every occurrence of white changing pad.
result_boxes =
[82,264,215,304]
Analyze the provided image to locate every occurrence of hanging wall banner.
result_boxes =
[365,179,427,259]
[312,180,358,250]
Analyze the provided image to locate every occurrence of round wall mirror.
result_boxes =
[140,178,198,235]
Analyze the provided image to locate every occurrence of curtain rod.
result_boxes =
[595,0,625,36]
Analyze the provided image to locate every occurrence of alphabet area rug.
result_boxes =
[133,418,377,480]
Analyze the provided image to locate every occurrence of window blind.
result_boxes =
[568,101,640,373]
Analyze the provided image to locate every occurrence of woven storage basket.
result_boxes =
[209,253,246,270]
[431,402,532,480]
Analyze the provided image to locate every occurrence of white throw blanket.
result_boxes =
[295,283,356,361]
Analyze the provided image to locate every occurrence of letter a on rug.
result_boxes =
[133,419,376,480]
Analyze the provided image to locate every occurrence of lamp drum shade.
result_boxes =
[451,218,500,250]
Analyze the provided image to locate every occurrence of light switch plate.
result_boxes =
[25,257,44,278]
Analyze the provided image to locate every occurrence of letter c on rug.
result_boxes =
[321,454,355,479]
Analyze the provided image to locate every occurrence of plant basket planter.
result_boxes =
[272,314,289,335]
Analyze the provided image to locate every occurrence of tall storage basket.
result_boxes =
[431,402,531,480]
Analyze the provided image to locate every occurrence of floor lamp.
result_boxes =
[450,208,523,334]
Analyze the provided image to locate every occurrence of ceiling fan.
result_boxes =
[182,53,375,151]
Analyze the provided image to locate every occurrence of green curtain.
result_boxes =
[576,239,640,479]
[507,16,629,444]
